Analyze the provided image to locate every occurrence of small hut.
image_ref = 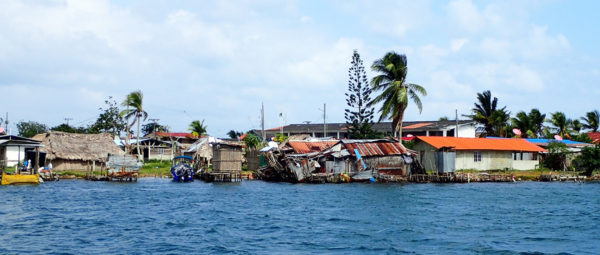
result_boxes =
[32,131,125,171]
[183,137,215,170]
[202,141,243,182]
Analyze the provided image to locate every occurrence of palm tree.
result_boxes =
[548,112,569,137]
[189,120,207,137]
[467,90,507,137]
[570,119,583,134]
[511,111,532,138]
[528,108,546,138]
[369,52,426,139]
[511,108,546,138]
[581,110,600,132]
[227,130,243,140]
[120,90,148,157]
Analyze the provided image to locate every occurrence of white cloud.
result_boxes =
[451,38,468,52]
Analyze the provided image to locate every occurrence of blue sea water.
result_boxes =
[0,179,599,254]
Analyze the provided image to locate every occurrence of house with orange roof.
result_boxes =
[414,136,546,172]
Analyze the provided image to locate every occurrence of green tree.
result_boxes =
[369,52,426,139]
[344,50,377,139]
[548,112,569,138]
[227,130,243,140]
[572,144,600,176]
[120,91,148,156]
[511,109,546,138]
[189,120,207,137]
[542,141,569,171]
[16,121,48,138]
[529,109,546,137]
[570,119,583,134]
[51,123,89,133]
[438,116,449,121]
[142,122,167,137]
[581,110,599,132]
[243,132,261,149]
[89,96,126,136]
[467,90,508,137]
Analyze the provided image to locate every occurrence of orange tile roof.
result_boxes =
[288,141,339,154]
[416,136,546,152]
[403,122,433,129]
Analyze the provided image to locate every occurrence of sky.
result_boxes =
[1,0,599,137]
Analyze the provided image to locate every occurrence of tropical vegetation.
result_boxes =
[120,90,148,156]
[369,52,426,138]
[189,120,207,137]
[344,50,378,139]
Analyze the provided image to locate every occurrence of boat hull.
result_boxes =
[1,172,40,185]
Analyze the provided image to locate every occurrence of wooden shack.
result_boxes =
[203,141,243,182]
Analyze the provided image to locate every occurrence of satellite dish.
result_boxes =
[512,128,522,135]
[554,135,563,141]
[407,134,414,137]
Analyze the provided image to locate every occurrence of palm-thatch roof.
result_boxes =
[32,131,124,162]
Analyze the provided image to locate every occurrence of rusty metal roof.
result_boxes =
[342,140,407,157]
[288,140,339,154]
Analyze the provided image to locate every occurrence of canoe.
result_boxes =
[1,172,40,185]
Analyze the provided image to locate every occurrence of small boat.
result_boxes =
[1,172,40,185]
[170,156,194,182]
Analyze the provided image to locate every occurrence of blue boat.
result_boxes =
[170,156,195,182]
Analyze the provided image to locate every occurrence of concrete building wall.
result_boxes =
[5,146,26,167]
[413,141,540,171]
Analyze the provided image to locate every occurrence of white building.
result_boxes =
[413,136,546,172]
[0,135,44,168]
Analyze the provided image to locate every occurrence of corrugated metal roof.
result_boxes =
[417,136,546,152]
[155,132,198,138]
[288,141,339,154]
[342,140,407,157]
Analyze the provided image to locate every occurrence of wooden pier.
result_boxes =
[200,171,242,182]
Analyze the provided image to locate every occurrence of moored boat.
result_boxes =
[170,156,194,182]
[1,172,40,185]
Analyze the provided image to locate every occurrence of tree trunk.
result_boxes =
[397,113,405,142]
[136,114,142,160]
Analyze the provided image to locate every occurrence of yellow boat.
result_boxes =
[1,172,40,185]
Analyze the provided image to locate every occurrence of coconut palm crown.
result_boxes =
[581,110,600,132]
[189,120,207,137]
[369,52,426,139]
[120,90,148,156]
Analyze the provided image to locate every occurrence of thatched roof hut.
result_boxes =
[32,131,124,171]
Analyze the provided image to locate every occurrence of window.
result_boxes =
[158,148,165,155]
[474,151,482,162]
[513,152,524,160]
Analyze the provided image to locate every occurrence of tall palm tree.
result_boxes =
[570,119,583,134]
[528,108,546,138]
[511,108,546,138]
[468,90,507,137]
[189,120,207,137]
[120,90,148,157]
[548,112,569,137]
[511,111,532,138]
[581,110,600,132]
[369,52,426,139]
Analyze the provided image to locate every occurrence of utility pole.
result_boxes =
[279,112,284,135]
[64,117,72,126]
[455,109,459,137]
[261,102,265,142]
[323,103,327,138]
